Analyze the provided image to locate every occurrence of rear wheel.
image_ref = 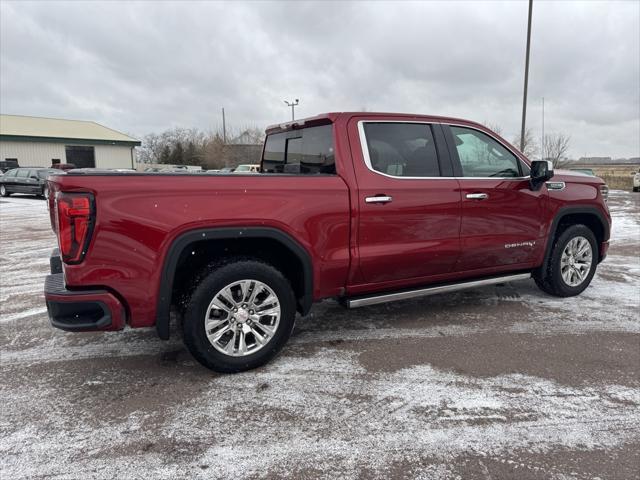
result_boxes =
[534,224,598,297]
[182,258,296,373]
[0,185,10,197]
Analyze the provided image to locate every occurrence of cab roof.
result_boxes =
[265,112,484,135]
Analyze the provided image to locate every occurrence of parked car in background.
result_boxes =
[569,168,596,176]
[67,168,139,175]
[0,167,64,198]
[233,164,260,173]
[220,167,235,173]
[0,159,19,173]
[160,168,192,173]
[144,165,202,173]
[633,168,640,192]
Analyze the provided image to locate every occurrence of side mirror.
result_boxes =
[530,160,554,191]
[30,175,38,180]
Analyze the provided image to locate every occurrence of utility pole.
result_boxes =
[520,0,533,153]
[284,99,299,121]
[222,107,227,144]
[541,97,545,161]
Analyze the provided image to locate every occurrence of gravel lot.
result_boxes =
[1,191,639,479]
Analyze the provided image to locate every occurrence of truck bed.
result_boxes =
[47,173,351,328]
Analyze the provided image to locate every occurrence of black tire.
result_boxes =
[0,185,10,197]
[633,187,639,193]
[534,224,598,297]
[182,257,296,373]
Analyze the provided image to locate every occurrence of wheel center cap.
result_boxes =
[236,308,249,323]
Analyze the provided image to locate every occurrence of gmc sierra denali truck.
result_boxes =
[44,112,611,372]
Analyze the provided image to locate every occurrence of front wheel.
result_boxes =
[0,185,10,197]
[182,258,296,373]
[534,224,598,297]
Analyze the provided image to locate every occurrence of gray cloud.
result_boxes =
[1,0,638,158]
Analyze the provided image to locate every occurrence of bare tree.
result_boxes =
[159,145,170,164]
[140,127,206,164]
[543,133,572,168]
[138,124,265,169]
[138,133,164,164]
[202,133,227,169]
[512,128,539,159]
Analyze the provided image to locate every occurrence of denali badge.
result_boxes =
[505,241,536,249]
[546,181,566,191]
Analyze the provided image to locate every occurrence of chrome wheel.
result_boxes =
[204,279,281,357]
[560,236,593,287]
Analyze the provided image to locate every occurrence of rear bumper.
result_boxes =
[44,254,126,332]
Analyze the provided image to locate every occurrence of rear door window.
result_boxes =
[262,124,335,174]
[3,169,18,177]
[362,123,441,177]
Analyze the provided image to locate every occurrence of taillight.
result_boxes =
[55,192,95,264]
[48,188,57,232]
[599,184,609,203]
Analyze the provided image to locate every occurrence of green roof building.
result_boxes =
[0,114,140,169]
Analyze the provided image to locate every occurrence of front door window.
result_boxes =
[451,126,521,178]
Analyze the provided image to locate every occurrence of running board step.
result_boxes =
[345,273,532,308]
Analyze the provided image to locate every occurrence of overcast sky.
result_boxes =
[1,0,639,158]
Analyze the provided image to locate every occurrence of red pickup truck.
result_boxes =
[44,112,611,372]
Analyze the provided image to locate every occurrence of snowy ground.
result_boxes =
[1,191,639,479]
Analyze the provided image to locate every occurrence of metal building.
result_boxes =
[0,114,140,169]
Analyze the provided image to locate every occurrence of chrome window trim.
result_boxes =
[357,120,531,181]
[357,120,448,180]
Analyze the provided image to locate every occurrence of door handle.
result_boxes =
[365,195,393,204]
[465,193,489,200]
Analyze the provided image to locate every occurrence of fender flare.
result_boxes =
[540,205,610,273]
[156,227,314,340]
